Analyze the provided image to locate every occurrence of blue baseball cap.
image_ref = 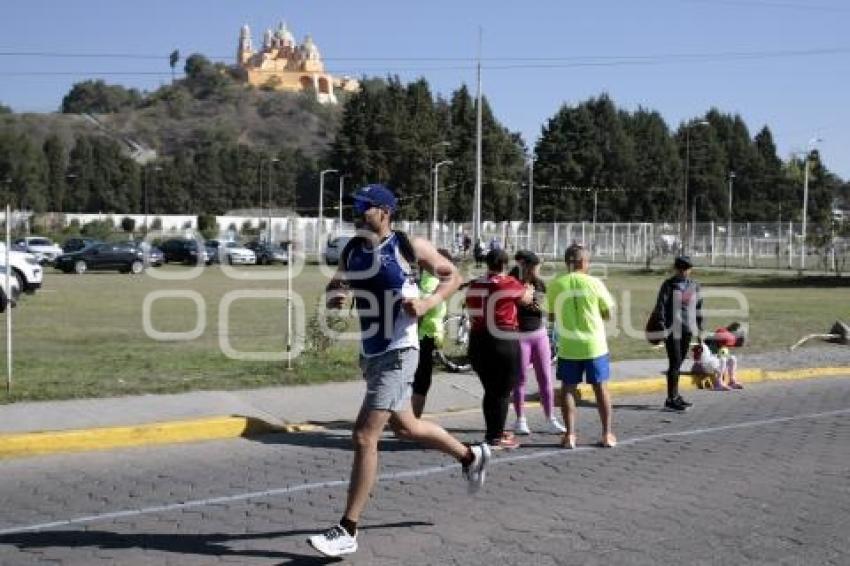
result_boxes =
[352,184,398,214]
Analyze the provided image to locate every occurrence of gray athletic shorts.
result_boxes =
[359,347,418,412]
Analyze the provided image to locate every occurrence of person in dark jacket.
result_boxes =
[653,255,703,412]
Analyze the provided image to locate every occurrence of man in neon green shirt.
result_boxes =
[411,252,449,417]
[546,243,616,449]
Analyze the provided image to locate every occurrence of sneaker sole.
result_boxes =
[307,538,358,557]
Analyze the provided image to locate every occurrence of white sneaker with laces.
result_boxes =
[546,417,567,434]
[513,417,531,435]
[462,442,491,494]
[307,524,357,557]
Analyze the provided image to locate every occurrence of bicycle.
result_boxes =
[434,306,472,372]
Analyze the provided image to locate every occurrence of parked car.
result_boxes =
[61,237,102,254]
[206,240,257,265]
[54,242,150,274]
[246,241,289,265]
[159,239,211,265]
[14,237,63,265]
[323,236,352,265]
[0,265,23,312]
[0,242,43,294]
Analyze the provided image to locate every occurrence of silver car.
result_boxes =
[323,236,352,265]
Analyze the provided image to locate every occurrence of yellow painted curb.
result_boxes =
[579,366,848,399]
[0,416,282,459]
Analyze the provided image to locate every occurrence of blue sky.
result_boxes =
[1,0,848,178]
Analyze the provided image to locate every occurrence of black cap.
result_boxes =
[674,255,693,269]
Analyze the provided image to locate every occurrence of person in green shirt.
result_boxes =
[411,249,451,417]
[546,243,617,450]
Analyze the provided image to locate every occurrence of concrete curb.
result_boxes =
[0,367,846,460]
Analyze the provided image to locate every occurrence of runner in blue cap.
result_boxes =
[307,184,491,558]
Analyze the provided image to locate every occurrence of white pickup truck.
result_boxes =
[0,265,21,312]
[0,242,43,294]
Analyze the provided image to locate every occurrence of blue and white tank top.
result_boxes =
[345,233,419,357]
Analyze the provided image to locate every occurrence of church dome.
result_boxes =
[275,21,295,45]
[301,34,321,60]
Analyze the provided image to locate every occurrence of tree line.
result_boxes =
[0,53,847,233]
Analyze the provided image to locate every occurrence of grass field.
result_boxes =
[0,261,847,403]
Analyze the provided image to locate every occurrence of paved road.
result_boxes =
[0,376,848,565]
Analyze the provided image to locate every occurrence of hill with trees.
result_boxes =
[0,53,846,233]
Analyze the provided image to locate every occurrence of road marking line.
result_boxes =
[1,407,848,536]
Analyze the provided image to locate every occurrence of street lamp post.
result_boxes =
[433,160,452,245]
[727,171,735,259]
[800,137,822,270]
[428,141,450,240]
[338,175,347,233]
[527,156,535,250]
[318,169,338,251]
[683,119,709,253]
[267,158,279,243]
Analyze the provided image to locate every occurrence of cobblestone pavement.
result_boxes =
[0,376,848,565]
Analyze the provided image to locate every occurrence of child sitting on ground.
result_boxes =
[716,346,743,390]
[691,343,743,390]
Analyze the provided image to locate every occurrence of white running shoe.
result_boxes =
[307,524,357,557]
[513,417,531,435]
[546,417,567,434]
[462,442,491,494]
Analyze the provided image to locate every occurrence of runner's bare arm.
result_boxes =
[403,237,461,317]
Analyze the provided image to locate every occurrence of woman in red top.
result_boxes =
[466,249,533,449]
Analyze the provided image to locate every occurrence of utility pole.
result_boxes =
[473,27,483,246]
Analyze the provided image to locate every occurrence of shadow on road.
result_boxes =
[255,429,449,453]
[0,520,432,565]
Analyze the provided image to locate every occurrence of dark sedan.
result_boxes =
[62,237,102,254]
[159,239,211,265]
[54,242,150,274]
[246,241,289,265]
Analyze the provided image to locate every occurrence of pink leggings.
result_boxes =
[513,328,555,418]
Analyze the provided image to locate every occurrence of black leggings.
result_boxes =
[413,336,436,396]
[469,331,520,442]
[664,332,692,400]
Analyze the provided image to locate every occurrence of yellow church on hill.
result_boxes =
[236,21,359,104]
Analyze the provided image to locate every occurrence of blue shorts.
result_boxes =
[557,354,611,385]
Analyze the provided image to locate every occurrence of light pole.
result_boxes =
[527,156,535,249]
[338,174,348,233]
[727,171,735,258]
[267,158,279,243]
[318,168,338,250]
[433,160,452,244]
[428,141,450,240]
[691,193,710,253]
[682,119,709,253]
[800,137,822,270]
